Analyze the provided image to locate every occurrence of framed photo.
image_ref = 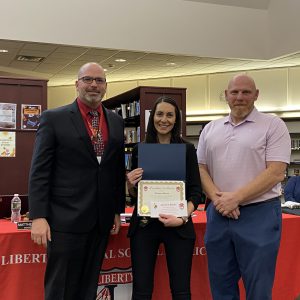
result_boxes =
[21,104,41,130]
[0,131,16,157]
[0,103,16,129]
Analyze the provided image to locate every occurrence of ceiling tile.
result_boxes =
[54,46,89,54]
[9,61,40,70]
[85,48,119,56]
[0,39,299,86]
[18,49,53,57]
[22,43,58,52]
[0,39,24,50]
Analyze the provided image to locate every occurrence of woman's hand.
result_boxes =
[126,168,143,188]
[158,214,185,227]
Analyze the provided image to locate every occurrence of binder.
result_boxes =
[138,143,186,180]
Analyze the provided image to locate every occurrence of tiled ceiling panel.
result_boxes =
[0,39,299,87]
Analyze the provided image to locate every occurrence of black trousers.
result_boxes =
[44,227,109,300]
[130,220,195,300]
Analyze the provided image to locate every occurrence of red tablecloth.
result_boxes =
[0,211,299,300]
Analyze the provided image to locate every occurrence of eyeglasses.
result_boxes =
[78,76,106,84]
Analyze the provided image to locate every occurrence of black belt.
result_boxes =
[240,197,279,208]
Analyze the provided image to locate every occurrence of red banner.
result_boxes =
[1,212,300,300]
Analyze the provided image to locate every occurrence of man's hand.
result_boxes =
[31,218,51,248]
[227,207,240,220]
[214,192,240,218]
[110,214,121,235]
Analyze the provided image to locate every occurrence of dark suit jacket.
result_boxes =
[29,100,125,234]
[127,142,202,239]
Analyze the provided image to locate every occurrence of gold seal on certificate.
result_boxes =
[141,205,149,214]
[137,180,187,217]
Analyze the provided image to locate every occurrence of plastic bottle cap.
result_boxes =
[13,194,19,196]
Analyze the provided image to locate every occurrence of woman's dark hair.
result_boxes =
[145,96,184,143]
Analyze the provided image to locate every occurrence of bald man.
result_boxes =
[197,74,291,299]
[29,63,125,300]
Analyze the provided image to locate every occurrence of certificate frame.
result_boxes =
[137,180,186,217]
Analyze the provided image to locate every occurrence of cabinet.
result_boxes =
[103,86,186,170]
[0,77,47,195]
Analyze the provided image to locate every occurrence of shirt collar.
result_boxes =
[77,98,103,116]
[224,107,258,125]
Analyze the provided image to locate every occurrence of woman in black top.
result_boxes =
[127,96,202,300]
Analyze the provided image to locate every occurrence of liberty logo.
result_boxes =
[1,253,47,265]
[97,268,132,299]
[97,285,117,300]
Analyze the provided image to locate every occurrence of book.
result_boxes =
[125,127,137,144]
[121,104,127,119]
[125,153,132,170]
[137,126,140,142]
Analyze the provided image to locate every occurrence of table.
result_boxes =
[0,211,299,300]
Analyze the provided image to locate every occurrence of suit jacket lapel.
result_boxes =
[68,100,97,160]
[101,106,112,161]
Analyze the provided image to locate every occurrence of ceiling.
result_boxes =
[185,0,271,10]
[0,38,300,87]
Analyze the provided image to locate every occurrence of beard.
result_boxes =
[85,93,102,103]
[230,105,254,123]
[79,90,103,105]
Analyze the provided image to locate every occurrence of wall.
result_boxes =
[48,65,300,117]
[48,85,77,108]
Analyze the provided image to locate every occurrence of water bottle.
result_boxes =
[11,194,21,223]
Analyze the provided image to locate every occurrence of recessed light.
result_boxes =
[103,68,108,72]
[166,62,176,66]
[0,49,8,53]
[115,58,126,62]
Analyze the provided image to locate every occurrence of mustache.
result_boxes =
[86,89,99,93]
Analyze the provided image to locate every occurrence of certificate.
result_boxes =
[150,201,187,218]
[137,180,186,217]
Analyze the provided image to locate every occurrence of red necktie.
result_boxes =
[89,110,105,156]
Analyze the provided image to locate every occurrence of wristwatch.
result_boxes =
[180,216,189,225]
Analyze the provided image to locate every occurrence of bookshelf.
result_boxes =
[284,121,300,182]
[103,86,186,171]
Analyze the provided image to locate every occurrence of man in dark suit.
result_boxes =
[29,62,125,300]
